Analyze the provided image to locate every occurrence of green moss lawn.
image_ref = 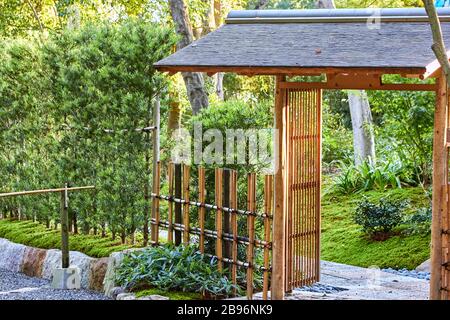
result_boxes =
[321,186,431,269]
[0,219,133,258]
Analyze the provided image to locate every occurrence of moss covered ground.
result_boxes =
[321,186,431,269]
[0,219,133,258]
[0,186,431,268]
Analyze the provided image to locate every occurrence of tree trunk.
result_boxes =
[315,0,376,166]
[168,99,182,135]
[348,91,376,166]
[169,0,209,114]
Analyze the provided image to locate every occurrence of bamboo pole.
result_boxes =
[151,161,161,244]
[215,168,223,271]
[0,186,95,198]
[263,175,273,300]
[223,169,232,273]
[60,184,69,269]
[168,162,174,244]
[183,164,190,245]
[230,170,238,295]
[150,98,160,244]
[272,75,287,300]
[199,167,206,253]
[431,76,448,300]
[174,164,182,245]
[246,173,256,300]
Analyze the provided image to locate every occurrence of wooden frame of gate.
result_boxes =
[271,73,449,300]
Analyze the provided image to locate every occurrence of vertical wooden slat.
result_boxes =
[151,161,161,244]
[316,89,322,281]
[272,75,287,300]
[168,162,174,244]
[247,173,256,300]
[223,169,232,272]
[286,88,293,291]
[230,170,238,295]
[263,175,273,300]
[199,166,206,253]
[431,76,447,300]
[215,168,223,271]
[174,164,182,245]
[183,164,190,245]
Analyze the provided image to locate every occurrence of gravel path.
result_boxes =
[382,268,431,280]
[0,269,110,300]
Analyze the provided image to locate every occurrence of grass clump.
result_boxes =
[135,288,201,300]
[0,219,132,257]
[115,244,239,299]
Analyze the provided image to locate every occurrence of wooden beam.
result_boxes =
[156,65,427,77]
[424,52,450,79]
[279,80,437,91]
[271,75,287,300]
[431,75,448,300]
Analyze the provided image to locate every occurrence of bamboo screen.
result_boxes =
[284,88,322,291]
[151,164,273,300]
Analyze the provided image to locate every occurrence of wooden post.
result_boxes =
[263,175,274,300]
[246,173,256,300]
[174,163,182,245]
[183,164,190,245]
[272,75,287,300]
[150,97,161,244]
[199,167,206,253]
[230,169,238,295]
[223,169,232,273]
[151,162,161,244]
[215,168,223,271]
[431,76,448,300]
[60,184,69,269]
[168,162,174,244]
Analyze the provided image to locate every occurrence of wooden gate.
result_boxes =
[284,87,322,291]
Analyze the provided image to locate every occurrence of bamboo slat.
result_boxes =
[199,167,206,253]
[152,161,161,244]
[168,163,174,244]
[183,164,190,245]
[230,170,238,295]
[215,168,223,271]
[246,173,256,300]
[263,175,273,300]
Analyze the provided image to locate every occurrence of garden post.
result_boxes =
[174,163,182,245]
[272,75,287,300]
[60,183,70,269]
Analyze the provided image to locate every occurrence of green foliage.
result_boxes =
[135,288,201,300]
[321,187,430,269]
[0,19,176,244]
[0,219,131,257]
[353,197,407,237]
[331,159,412,195]
[115,244,240,298]
[404,207,432,236]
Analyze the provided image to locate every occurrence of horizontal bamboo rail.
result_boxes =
[0,186,95,198]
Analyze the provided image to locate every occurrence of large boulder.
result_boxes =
[41,249,94,289]
[0,238,26,272]
[20,247,47,277]
[103,251,127,297]
[89,257,109,291]
[416,259,431,273]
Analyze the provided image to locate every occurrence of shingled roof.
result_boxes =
[154,8,450,76]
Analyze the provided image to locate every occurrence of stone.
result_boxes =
[20,247,47,277]
[415,259,430,273]
[116,293,136,300]
[51,267,81,290]
[0,238,27,272]
[89,257,109,291]
[109,287,126,300]
[103,251,126,297]
[138,295,170,300]
[41,249,93,289]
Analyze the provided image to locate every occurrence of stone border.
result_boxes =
[0,238,108,292]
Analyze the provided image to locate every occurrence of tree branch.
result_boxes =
[423,0,450,84]
[25,0,44,33]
